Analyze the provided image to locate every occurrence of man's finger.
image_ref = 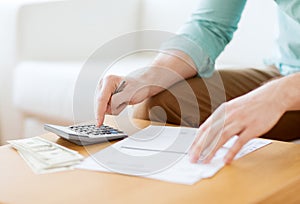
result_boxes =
[106,103,112,114]
[96,79,117,126]
[189,116,225,163]
[189,117,211,154]
[202,124,241,163]
[224,133,250,164]
[189,133,209,163]
[110,90,129,113]
[190,117,227,160]
[97,79,103,91]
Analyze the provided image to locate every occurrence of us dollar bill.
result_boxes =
[8,137,84,174]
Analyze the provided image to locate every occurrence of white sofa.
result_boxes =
[0,0,277,144]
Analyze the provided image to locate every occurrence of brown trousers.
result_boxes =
[133,66,300,141]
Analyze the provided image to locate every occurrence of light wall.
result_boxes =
[218,0,277,67]
[0,3,22,144]
[139,0,277,68]
[17,0,140,61]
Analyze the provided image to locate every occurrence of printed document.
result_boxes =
[76,126,271,185]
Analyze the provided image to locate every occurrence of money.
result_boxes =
[8,137,84,174]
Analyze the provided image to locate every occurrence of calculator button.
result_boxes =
[68,124,125,137]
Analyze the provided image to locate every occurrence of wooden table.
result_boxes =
[1,116,300,204]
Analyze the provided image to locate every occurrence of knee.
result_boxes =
[133,89,176,123]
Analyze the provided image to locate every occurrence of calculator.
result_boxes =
[44,123,128,146]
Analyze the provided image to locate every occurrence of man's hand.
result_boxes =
[189,78,288,164]
[95,50,198,127]
[95,74,152,126]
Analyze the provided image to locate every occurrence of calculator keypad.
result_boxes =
[69,125,123,137]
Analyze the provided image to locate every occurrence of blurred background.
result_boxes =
[0,0,277,145]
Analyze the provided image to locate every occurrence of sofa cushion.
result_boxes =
[13,61,82,122]
[13,55,154,123]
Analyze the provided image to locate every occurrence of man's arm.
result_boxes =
[162,0,247,77]
[281,73,300,110]
[96,0,247,125]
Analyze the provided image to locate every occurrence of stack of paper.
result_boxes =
[8,137,84,174]
[76,126,271,185]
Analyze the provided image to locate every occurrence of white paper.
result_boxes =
[76,126,271,185]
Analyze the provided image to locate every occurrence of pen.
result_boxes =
[113,80,126,94]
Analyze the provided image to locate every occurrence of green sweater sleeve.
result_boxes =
[275,0,300,23]
[161,0,247,77]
